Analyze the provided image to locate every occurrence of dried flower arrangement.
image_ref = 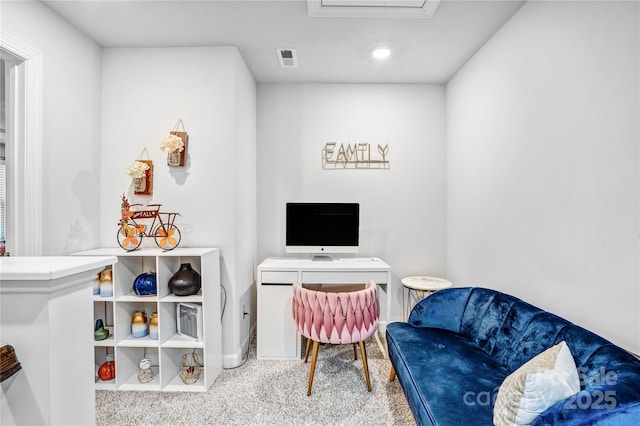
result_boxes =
[126,160,150,179]
[160,134,185,153]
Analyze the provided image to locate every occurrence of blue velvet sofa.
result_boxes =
[386,287,640,425]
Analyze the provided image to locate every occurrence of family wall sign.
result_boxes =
[321,142,390,170]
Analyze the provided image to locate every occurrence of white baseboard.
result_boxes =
[222,323,256,369]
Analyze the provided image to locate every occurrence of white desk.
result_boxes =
[256,257,391,360]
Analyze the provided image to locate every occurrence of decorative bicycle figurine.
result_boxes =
[117,194,182,251]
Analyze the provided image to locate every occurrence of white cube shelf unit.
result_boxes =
[72,247,222,392]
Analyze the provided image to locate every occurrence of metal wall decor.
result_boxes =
[321,142,390,169]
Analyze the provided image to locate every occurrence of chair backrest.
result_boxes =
[292,281,379,345]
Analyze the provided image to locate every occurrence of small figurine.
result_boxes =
[94,319,109,341]
[137,358,154,383]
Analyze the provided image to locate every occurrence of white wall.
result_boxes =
[231,51,258,363]
[257,84,447,321]
[1,0,103,255]
[447,0,640,352]
[101,46,256,366]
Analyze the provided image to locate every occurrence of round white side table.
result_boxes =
[401,276,452,320]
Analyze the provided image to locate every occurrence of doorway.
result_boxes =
[1,59,6,255]
[1,33,43,256]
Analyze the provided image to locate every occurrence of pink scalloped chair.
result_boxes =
[292,281,379,396]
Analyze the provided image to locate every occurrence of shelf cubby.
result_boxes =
[94,346,116,390]
[161,347,206,392]
[117,347,161,391]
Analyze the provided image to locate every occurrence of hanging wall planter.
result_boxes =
[126,149,153,195]
[133,176,146,192]
[161,119,188,167]
[167,149,181,167]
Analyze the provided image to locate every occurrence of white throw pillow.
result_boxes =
[493,341,580,426]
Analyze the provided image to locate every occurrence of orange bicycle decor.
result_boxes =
[117,194,182,251]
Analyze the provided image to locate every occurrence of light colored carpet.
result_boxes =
[96,338,415,426]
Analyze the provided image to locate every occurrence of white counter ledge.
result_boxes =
[0,255,117,426]
[0,256,117,286]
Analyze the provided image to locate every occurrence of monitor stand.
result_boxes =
[311,255,334,262]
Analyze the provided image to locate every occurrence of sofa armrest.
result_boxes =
[407,287,473,334]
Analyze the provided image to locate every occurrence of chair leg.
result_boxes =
[307,340,320,396]
[389,366,396,382]
[358,341,372,392]
[304,338,312,363]
[353,343,358,360]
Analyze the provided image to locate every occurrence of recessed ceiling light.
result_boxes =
[372,47,391,60]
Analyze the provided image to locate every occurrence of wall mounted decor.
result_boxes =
[135,160,153,194]
[126,160,150,192]
[127,148,153,195]
[161,119,188,167]
[321,142,390,169]
[117,194,182,251]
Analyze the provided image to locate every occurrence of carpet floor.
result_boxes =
[96,337,415,426]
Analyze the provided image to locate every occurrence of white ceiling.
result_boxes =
[42,0,526,83]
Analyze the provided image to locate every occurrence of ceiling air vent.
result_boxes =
[276,48,298,68]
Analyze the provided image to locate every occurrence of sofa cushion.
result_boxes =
[493,341,580,426]
[386,322,509,426]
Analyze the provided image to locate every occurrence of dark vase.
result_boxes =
[168,263,201,296]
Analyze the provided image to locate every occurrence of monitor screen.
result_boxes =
[286,203,359,254]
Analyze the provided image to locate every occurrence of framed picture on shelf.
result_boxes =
[176,303,203,341]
